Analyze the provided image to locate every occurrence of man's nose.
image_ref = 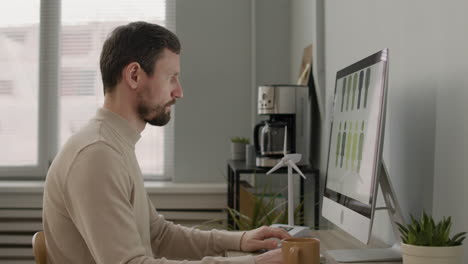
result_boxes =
[172,80,183,99]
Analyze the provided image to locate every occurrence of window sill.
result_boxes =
[0,181,228,210]
[145,181,227,194]
[0,181,227,194]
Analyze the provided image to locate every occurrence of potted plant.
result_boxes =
[230,137,250,161]
[194,185,304,231]
[397,211,466,264]
[226,185,304,231]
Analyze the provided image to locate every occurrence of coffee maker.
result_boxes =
[254,85,310,167]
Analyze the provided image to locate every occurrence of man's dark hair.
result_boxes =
[100,21,181,94]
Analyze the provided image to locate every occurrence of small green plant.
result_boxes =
[194,185,304,231]
[397,211,466,247]
[226,186,304,231]
[231,137,250,144]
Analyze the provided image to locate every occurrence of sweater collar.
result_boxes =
[94,108,141,147]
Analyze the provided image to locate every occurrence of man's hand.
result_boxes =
[240,226,292,252]
[254,248,283,264]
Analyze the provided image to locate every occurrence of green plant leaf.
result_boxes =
[258,200,287,225]
[222,183,307,231]
[271,210,286,225]
[407,232,417,245]
[401,234,408,243]
[226,206,253,230]
[452,232,467,242]
[398,212,466,247]
[231,137,250,144]
[449,232,467,246]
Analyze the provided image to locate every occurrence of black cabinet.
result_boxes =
[227,160,320,230]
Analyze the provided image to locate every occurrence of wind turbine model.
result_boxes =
[267,127,312,237]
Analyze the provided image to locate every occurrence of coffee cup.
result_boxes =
[282,238,320,264]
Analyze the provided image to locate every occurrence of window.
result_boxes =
[61,29,92,56]
[0,0,175,179]
[0,0,40,168]
[0,80,15,96]
[60,69,96,96]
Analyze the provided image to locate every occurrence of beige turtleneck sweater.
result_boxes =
[43,108,254,264]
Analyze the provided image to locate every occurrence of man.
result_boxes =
[43,21,290,264]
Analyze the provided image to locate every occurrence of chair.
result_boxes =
[32,231,47,264]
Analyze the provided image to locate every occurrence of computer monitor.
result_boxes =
[322,49,403,262]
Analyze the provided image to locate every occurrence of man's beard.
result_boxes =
[137,99,174,127]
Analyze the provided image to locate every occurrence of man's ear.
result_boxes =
[123,62,141,90]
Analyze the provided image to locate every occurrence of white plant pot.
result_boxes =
[231,142,246,160]
[401,243,464,264]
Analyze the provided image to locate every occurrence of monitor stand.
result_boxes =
[327,161,405,263]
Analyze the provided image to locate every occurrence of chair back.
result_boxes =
[32,231,47,264]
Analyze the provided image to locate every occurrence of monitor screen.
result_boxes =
[322,49,389,244]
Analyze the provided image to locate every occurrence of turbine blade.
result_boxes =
[289,161,306,179]
[285,153,302,163]
[266,161,285,175]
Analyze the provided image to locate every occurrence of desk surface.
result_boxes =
[312,229,401,264]
[226,229,402,264]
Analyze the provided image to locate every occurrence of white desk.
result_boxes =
[226,229,402,264]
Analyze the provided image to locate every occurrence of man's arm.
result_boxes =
[147,199,291,263]
[147,198,247,260]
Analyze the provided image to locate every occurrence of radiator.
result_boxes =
[0,182,227,263]
[0,209,226,264]
[0,208,42,263]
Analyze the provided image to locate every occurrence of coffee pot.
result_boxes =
[254,117,294,167]
[254,119,290,156]
[253,84,310,167]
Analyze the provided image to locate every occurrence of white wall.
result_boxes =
[432,1,468,257]
[323,0,442,244]
[290,0,315,83]
[175,0,252,183]
[290,0,327,229]
[290,0,323,229]
[255,0,291,87]
[174,0,290,183]
[254,0,291,125]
